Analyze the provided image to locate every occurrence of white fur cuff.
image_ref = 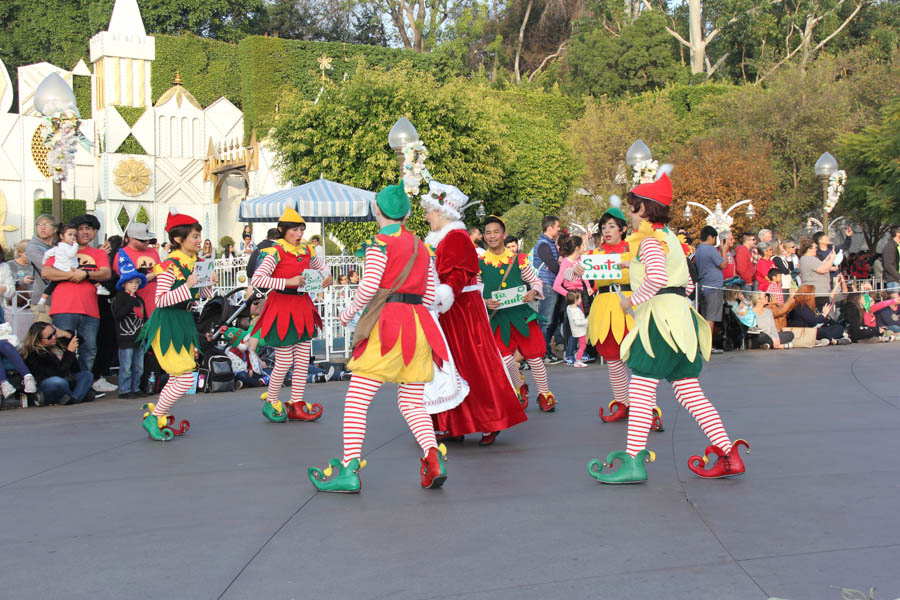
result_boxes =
[434,283,455,314]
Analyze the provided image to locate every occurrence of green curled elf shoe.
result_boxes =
[308,458,366,493]
[261,397,287,423]
[587,449,655,484]
[141,403,174,441]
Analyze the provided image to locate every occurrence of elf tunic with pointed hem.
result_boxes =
[250,239,324,346]
[586,240,635,360]
[479,249,546,360]
[620,223,712,381]
[428,225,526,437]
[137,250,208,376]
[345,225,448,384]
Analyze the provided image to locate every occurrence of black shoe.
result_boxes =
[544,353,563,365]
[234,379,244,390]
[314,373,327,383]
[58,394,76,405]
[340,372,352,381]
[119,392,134,399]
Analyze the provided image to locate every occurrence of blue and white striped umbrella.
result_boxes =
[239,178,375,223]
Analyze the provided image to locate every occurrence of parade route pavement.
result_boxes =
[1,344,898,600]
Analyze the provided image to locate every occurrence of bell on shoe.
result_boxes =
[587,449,655,484]
[420,444,448,489]
[688,439,750,478]
[308,458,365,493]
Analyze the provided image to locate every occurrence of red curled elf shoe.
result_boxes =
[537,392,556,412]
[420,444,448,489]
[600,401,628,422]
[163,414,191,436]
[519,383,529,409]
[688,439,750,478]
[287,401,324,422]
[479,431,499,446]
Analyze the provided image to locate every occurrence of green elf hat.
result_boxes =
[602,195,627,222]
[375,183,411,220]
[223,327,248,349]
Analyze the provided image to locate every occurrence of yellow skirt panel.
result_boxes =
[587,291,634,346]
[621,295,711,363]
[347,313,434,384]
[151,330,196,377]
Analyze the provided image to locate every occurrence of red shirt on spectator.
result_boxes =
[114,245,161,315]
[765,280,784,305]
[735,245,755,284]
[755,257,774,289]
[47,246,109,319]
[722,251,736,280]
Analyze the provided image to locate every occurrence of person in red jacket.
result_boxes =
[735,231,757,286]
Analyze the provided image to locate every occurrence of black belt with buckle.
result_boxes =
[601,283,631,293]
[275,288,308,296]
[385,293,423,305]
[658,286,687,297]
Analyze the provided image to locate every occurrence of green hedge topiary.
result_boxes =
[73,73,91,119]
[117,133,147,155]
[152,34,242,109]
[34,198,88,223]
[115,106,146,127]
[238,36,441,138]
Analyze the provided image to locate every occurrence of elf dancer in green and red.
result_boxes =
[137,209,214,441]
[587,173,749,484]
[250,207,332,423]
[308,183,450,493]
[480,216,557,412]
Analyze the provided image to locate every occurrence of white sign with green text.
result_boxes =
[581,253,623,280]
[491,285,527,309]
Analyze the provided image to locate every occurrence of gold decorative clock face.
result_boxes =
[31,127,51,178]
[114,158,152,196]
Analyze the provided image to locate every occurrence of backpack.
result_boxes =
[203,354,235,393]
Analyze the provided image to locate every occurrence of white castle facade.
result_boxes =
[0,0,287,249]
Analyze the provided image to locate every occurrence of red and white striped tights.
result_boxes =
[152,373,195,416]
[625,376,732,457]
[501,356,550,395]
[265,342,311,404]
[341,376,436,465]
[607,359,629,405]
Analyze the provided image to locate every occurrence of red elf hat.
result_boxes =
[165,207,200,232]
[630,173,673,207]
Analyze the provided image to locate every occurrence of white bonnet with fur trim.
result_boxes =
[420,181,469,221]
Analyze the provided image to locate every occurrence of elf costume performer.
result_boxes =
[422,182,526,446]
[587,174,749,484]
[308,183,450,493]
[587,199,664,432]
[137,209,213,441]
[480,216,557,413]
[250,207,331,423]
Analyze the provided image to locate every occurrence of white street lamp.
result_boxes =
[388,117,419,170]
[34,72,78,117]
[625,139,652,167]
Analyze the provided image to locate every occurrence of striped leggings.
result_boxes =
[501,355,550,395]
[265,341,311,405]
[342,375,436,465]
[152,372,194,416]
[625,376,732,457]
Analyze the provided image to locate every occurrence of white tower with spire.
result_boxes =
[89,0,154,109]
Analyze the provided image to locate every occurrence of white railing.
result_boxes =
[3,291,36,341]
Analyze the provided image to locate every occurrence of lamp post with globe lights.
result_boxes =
[388,117,419,169]
[814,152,843,226]
[34,73,87,222]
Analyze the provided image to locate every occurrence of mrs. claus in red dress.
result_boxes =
[422,182,526,445]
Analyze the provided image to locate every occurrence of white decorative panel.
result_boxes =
[105,106,130,153]
[155,158,204,204]
[203,97,242,142]
[0,114,22,180]
[131,106,154,154]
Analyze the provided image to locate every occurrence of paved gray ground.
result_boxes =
[1,344,899,600]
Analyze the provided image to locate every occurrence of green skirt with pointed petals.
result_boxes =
[625,312,704,381]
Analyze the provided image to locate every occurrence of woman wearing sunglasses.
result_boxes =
[22,322,94,405]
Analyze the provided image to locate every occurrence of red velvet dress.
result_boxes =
[431,229,527,436]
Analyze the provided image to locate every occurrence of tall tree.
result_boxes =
[364,0,475,52]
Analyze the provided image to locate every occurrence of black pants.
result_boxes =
[750,331,794,348]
